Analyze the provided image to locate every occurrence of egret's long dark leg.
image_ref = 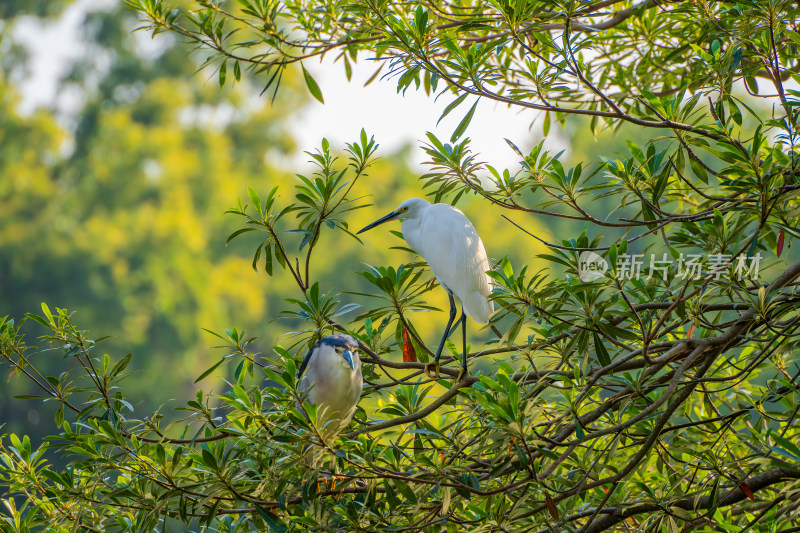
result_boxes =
[434,290,457,363]
[458,310,468,381]
[425,290,457,379]
[445,312,464,339]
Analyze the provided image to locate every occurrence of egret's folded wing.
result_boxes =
[419,205,493,323]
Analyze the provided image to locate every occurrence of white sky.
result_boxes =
[11,0,566,172]
[13,0,111,116]
[296,59,565,169]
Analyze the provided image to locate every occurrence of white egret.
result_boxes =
[297,334,362,452]
[357,198,493,380]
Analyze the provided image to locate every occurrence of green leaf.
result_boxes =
[394,479,417,504]
[437,93,468,126]
[255,506,288,532]
[450,100,478,142]
[343,55,352,81]
[226,227,257,245]
[25,312,52,329]
[219,60,227,87]
[111,353,133,377]
[301,64,324,104]
[593,332,611,366]
[41,302,54,323]
[41,469,64,485]
[264,243,273,276]
[195,358,226,383]
[364,63,384,86]
[744,76,759,94]
[201,449,218,470]
[252,242,263,272]
[688,156,708,184]
[247,187,262,213]
[773,433,800,461]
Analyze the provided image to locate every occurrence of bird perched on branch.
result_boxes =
[296,334,362,449]
[357,198,493,381]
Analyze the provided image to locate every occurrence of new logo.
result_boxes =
[578,251,608,282]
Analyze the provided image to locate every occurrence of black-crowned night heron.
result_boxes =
[357,198,493,381]
[297,334,362,447]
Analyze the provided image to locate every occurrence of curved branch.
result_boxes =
[581,468,800,533]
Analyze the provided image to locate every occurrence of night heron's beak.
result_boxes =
[357,211,401,234]
[341,350,355,370]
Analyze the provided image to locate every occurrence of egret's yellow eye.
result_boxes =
[401,207,409,213]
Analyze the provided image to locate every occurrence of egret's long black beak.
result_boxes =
[357,211,401,234]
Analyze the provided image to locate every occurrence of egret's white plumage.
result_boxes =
[297,334,362,440]
[357,198,493,379]
[396,198,493,324]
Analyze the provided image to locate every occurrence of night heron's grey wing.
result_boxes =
[297,341,320,379]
